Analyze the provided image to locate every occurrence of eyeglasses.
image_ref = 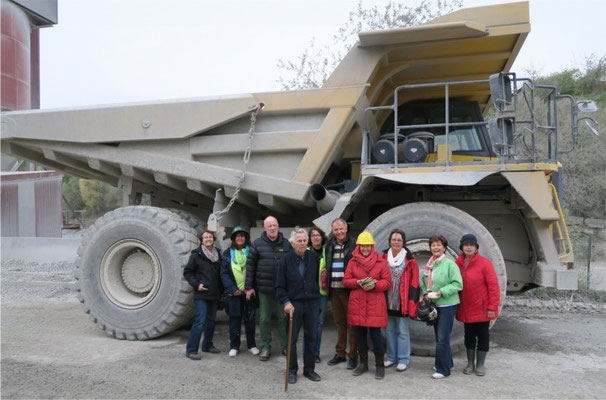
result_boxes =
[310,234,322,238]
[390,238,403,242]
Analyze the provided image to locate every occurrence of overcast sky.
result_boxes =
[39,0,605,109]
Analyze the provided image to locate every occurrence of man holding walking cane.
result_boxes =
[275,228,322,385]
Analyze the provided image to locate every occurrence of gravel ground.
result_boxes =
[2,259,606,399]
[1,260,77,304]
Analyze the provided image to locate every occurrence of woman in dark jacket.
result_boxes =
[455,234,500,376]
[382,229,419,373]
[343,231,391,379]
[220,226,259,357]
[183,230,223,359]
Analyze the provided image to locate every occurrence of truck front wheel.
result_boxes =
[75,206,199,340]
[365,202,506,356]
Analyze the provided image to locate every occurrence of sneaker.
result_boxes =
[259,349,270,361]
[327,355,347,366]
[228,349,238,357]
[202,346,221,354]
[432,372,447,379]
[384,360,396,368]
[281,348,287,356]
[396,363,407,372]
[185,353,201,360]
[315,356,321,363]
[249,347,260,355]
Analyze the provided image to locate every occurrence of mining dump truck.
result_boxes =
[1,2,599,352]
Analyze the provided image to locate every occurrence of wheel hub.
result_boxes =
[121,252,156,293]
[100,239,162,309]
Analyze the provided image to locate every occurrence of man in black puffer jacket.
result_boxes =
[245,216,291,361]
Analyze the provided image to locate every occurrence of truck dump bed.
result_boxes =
[1,2,529,216]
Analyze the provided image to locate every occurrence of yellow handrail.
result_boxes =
[548,183,573,262]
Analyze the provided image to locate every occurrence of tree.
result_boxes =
[79,179,122,217]
[537,54,606,102]
[62,174,84,211]
[535,55,606,217]
[277,0,463,90]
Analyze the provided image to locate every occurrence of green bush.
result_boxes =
[515,55,606,218]
[78,179,122,217]
[62,175,84,211]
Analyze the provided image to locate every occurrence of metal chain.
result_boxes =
[211,104,262,222]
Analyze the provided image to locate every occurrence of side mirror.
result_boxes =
[488,117,515,155]
[577,100,598,113]
[489,73,513,112]
[578,117,600,136]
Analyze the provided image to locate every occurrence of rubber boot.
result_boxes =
[374,351,385,380]
[352,349,368,376]
[464,349,475,375]
[475,350,487,376]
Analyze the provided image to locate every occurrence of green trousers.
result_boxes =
[258,292,287,351]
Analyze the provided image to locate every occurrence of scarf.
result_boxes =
[230,246,249,291]
[387,248,406,310]
[424,254,445,291]
[201,245,219,263]
[351,245,379,272]
[387,248,407,268]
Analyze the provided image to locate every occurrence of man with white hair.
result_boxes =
[275,228,322,384]
[245,216,291,361]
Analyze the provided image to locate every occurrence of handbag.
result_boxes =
[416,297,438,326]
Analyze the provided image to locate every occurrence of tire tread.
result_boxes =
[75,206,199,340]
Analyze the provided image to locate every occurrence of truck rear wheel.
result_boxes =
[365,202,506,356]
[75,206,199,340]
[168,208,206,236]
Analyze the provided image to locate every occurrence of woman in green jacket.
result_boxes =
[308,226,328,363]
[421,235,463,379]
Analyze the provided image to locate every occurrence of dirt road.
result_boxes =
[1,260,606,399]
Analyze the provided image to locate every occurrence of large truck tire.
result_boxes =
[168,208,206,236]
[75,206,199,340]
[365,202,506,356]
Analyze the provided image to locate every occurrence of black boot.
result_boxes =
[352,350,368,376]
[374,351,385,380]
[476,350,487,376]
[464,349,475,375]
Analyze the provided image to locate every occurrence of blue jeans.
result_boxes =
[433,305,457,376]
[386,315,411,364]
[313,295,328,356]
[302,295,328,357]
[186,299,218,355]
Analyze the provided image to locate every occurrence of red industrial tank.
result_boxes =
[1,0,31,110]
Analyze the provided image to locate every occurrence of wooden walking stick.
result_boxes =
[285,312,294,392]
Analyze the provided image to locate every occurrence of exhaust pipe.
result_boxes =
[310,184,340,214]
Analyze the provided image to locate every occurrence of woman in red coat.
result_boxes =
[455,234,500,377]
[343,231,391,380]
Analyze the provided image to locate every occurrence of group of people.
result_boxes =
[182,216,500,383]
